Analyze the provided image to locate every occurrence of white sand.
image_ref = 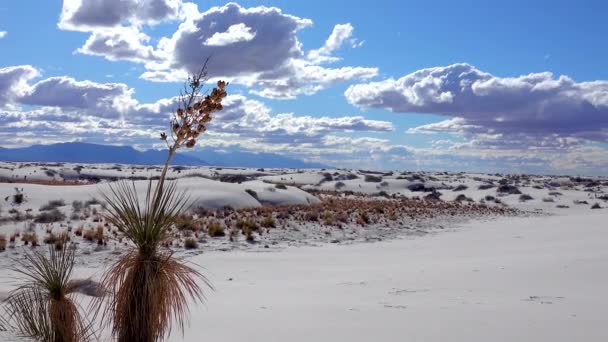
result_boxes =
[179,212,608,342]
[0,163,607,341]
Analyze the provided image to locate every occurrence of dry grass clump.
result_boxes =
[22,232,39,247]
[184,238,198,250]
[1,247,95,342]
[260,215,276,228]
[174,214,202,233]
[364,175,382,183]
[35,209,66,223]
[97,180,212,342]
[206,221,225,237]
[0,234,6,252]
[39,199,66,211]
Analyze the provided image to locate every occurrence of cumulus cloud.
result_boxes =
[59,0,183,30]
[204,23,257,46]
[20,76,137,117]
[60,2,377,99]
[76,27,164,62]
[346,63,608,147]
[0,65,39,107]
[0,31,7,39]
[211,94,393,143]
[0,64,393,161]
[148,4,377,98]
[308,23,360,64]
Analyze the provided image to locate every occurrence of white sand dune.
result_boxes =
[0,162,607,341]
[181,212,608,342]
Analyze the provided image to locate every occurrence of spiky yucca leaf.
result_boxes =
[98,180,212,342]
[2,246,96,342]
[101,181,189,256]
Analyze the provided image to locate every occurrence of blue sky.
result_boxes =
[1,1,607,174]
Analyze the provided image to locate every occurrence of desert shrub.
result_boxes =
[364,175,382,183]
[0,234,6,252]
[322,211,335,225]
[591,203,602,209]
[245,228,255,242]
[72,200,84,213]
[39,199,66,211]
[373,191,390,198]
[497,185,522,194]
[93,67,225,342]
[12,188,25,204]
[305,210,319,221]
[207,221,225,237]
[519,194,534,202]
[573,200,589,205]
[478,184,495,190]
[407,183,426,192]
[379,181,389,187]
[335,181,346,189]
[357,211,371,225]
[261,215,276,228]
[336,211,349,223]
[542,197,555,203]
[453,184,468,192]
[219,174,249,183]
[236,218,258,232]
[245,189,259,200]
[184,238,199,249]
[424,191,442,201]
[34,209,65,223]
[455,194,473,202]
[44,169,57,177]
[274,183,287,190]
[1,247,96,341]
[344,173,358,180]
[556,204,570,209]
[82,229,95,242]
[21,232,39,247]
[174,214,198,232]
[548,191,563,196]
[320,172,333,182]
[84,198,101,207]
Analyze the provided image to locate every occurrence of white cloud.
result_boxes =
[60,2,378,99]
[75,26,164,63]
[346,63,608,148]
[0,31,7,39]
[0,65,40,107]
[308,23,357,64]
[0,65,393,162]
[59,0,183,31]
[204,23,256,46]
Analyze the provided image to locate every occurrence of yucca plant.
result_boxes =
[97,62,226,342]
[1,246,96,342]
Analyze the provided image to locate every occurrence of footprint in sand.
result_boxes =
[389,288,430,295]
[522,295,565,304]
[379,302,407,309]
[337,281,367,286]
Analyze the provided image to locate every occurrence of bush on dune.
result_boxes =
[0,247,97,342]
[95,63,227,342]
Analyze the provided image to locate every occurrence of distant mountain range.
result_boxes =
[0,142,330,169]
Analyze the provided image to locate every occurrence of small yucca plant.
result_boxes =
[97,62,226,342]
[1,246,97,342]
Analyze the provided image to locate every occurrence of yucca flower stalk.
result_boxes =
[1,246,97,342]
[97,62,227,342]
